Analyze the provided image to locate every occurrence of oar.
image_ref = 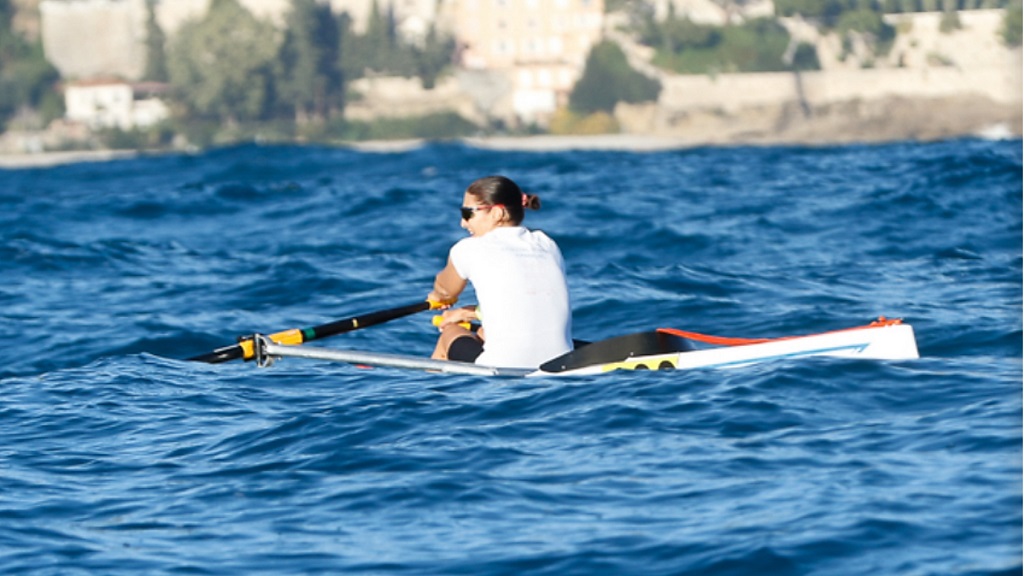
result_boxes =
[188,300,443,364]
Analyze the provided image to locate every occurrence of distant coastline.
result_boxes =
[0,149,140,168]
[2,7,1019,169]
[1,128,1020,169]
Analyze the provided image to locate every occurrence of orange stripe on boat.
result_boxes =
[657,317,904,347]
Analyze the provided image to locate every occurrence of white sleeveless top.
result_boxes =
[449,226,573,368]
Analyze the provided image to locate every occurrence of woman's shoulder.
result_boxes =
[459,227,558,249]
[450,234,480,254]
[522,227,558,246]
[492,226,556,245]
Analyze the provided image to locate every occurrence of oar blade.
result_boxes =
[187,346,244,364]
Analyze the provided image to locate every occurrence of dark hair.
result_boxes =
[466,175,540,225]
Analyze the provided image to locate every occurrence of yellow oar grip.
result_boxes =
[432,315,472,330]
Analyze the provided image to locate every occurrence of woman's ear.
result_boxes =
[488,205,506,224]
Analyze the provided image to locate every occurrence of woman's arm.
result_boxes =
[427,258,467,306]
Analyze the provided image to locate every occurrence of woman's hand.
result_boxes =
[427,290,455,309]
[435,306,477,330]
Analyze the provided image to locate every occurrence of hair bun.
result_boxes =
[522,193,541,210]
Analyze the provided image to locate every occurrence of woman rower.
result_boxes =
[428,175,573,369]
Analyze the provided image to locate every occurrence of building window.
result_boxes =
[538,69,552,88]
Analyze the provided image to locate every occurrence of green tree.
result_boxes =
[277,0,342,124]
[338,12,362,81]
[1003,0,1022,46]
[636,3,720,52]
[351,0,415,76]
[790,42,821,70]
[167,0,278,123]
[364,0,393,69]
[338,4,449,88]
[0,3,61,127]
[646,15,792,74]
[415,25,454,90]
[719,18,791,72]
[569,40,661,115]
[836,8,897,56]
[774,0,847,25]
[836,8,892,36]
[143,0,168,82]
[899,0,919,12]
[662,16,721,53]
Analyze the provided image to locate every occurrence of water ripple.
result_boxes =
[0,139,1019,574]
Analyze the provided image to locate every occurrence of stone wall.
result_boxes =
[345,76,486,125]
[615,9,1022,143]
[656,54,1020,113]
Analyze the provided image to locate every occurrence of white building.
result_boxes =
[64,80,169,129]
[450,0,604,125]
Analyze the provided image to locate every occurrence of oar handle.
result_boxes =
[188,300,443,364]
[432,315,474,331]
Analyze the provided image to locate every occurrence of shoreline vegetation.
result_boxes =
[0,130,1019,169]
[1,2,1020,169]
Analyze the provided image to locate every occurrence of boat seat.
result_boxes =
[540,331,694,373]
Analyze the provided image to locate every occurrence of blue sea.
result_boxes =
[0,138,1020,575]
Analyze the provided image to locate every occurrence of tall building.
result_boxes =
[450,0,604,125]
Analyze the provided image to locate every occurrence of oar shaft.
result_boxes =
[308,301,434,340]
[188,300,438,364]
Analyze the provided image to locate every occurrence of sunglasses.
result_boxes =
[461,205,496,220]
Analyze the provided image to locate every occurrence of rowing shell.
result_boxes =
[249,320,919,377]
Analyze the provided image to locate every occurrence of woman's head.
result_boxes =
[464,175,540,227]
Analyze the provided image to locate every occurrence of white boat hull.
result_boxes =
[250,322,919,377]
[549,323,919,376]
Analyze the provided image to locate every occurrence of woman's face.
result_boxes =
[460,192,505,236]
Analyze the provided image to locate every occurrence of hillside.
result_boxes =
[607,9,1022,144]
[0,1,1020,158]
[344,7,1021,146]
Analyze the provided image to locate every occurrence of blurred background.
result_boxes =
[0,0,1020,156]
